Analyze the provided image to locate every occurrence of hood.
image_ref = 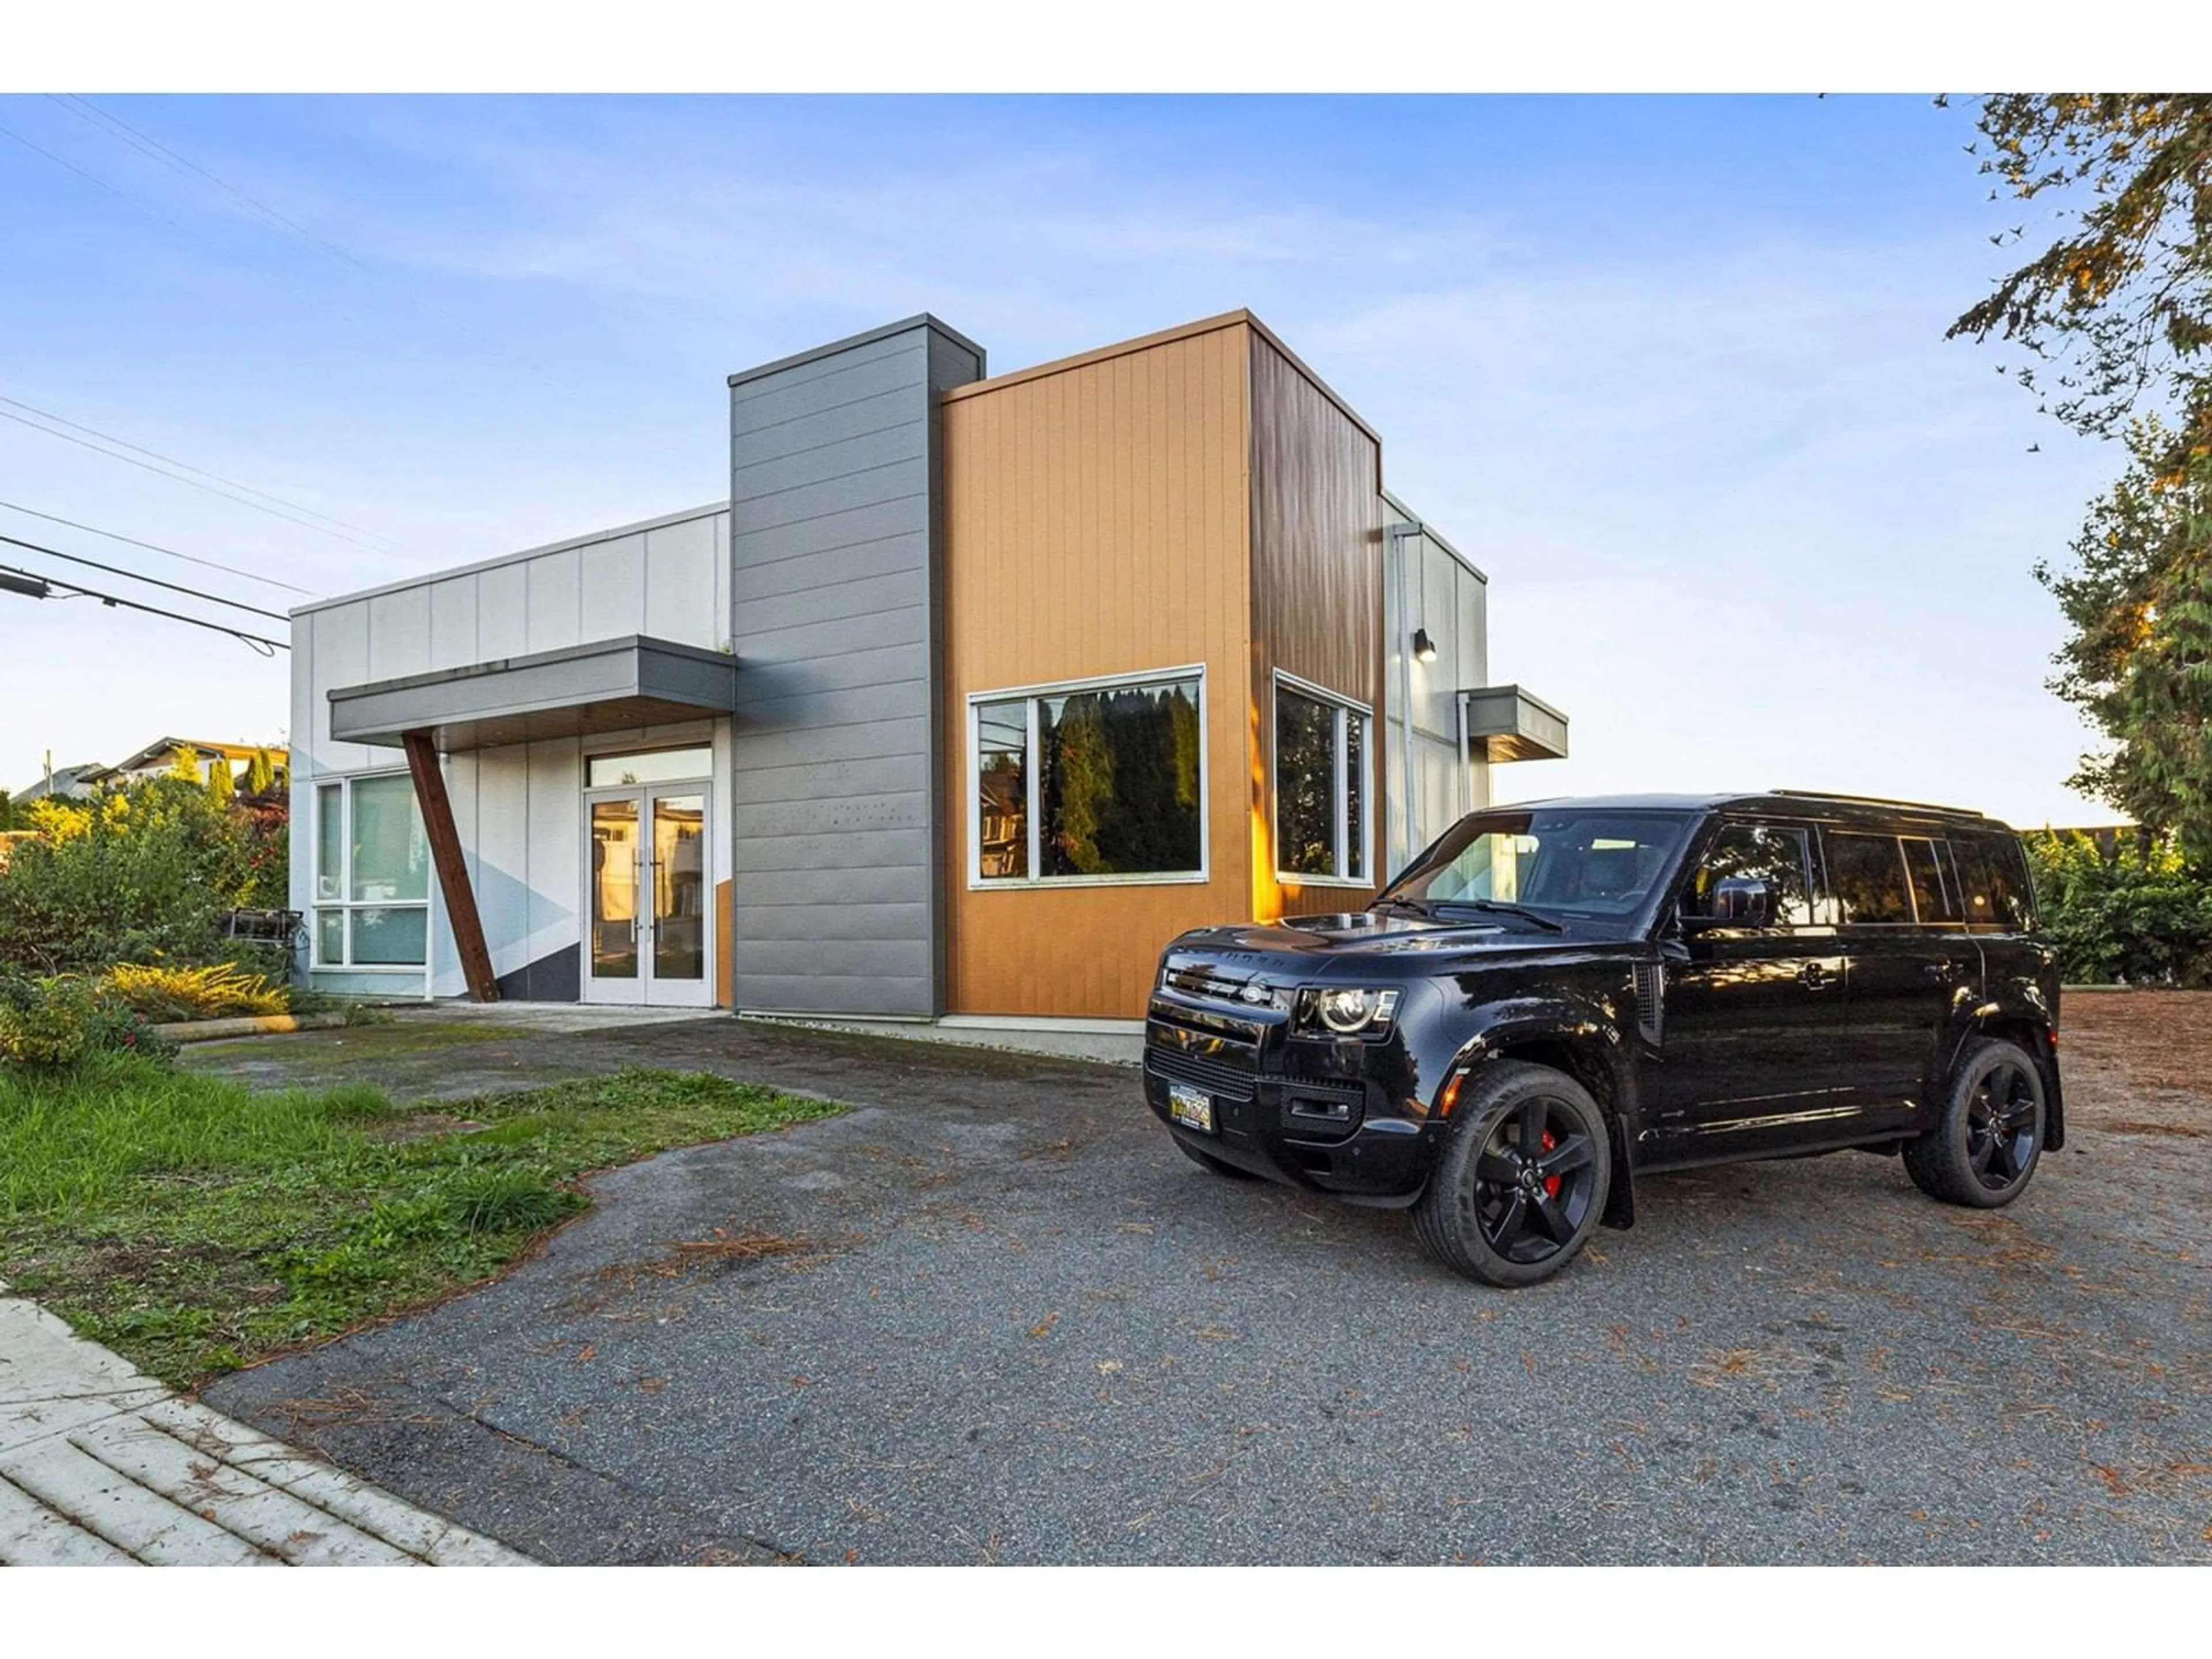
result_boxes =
[1162,909,1630,984]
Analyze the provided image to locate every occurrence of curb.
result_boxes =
[149,1011,351,1043]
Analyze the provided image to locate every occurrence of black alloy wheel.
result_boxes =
[1965,1056,2041,1191]
[1904,1036,2048,1209]
[1472,1096,1602,1264]
[1414,1060,1612,1287]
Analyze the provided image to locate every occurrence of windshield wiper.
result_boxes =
[1431,899,1566,933]
[1370,896,1434,918]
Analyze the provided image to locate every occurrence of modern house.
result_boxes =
[289,310,1566,1026]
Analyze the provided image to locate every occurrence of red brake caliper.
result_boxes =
[1540,1130,1560,1199]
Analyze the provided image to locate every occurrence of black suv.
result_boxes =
[1143,792,2062,1286]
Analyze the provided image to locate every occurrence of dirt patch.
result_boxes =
[2058,991,2212,1135]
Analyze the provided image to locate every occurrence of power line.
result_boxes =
[0,499,317,597]
[53,95,499,360]
[0,400,403,556]
[0,560,287,653]
[0,532,291,624]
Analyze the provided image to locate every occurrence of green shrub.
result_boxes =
[0,972,176,1069]
[2024,830,2212,986]
[0,773,288,976]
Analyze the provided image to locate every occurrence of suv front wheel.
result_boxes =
[1903,1036,2047,1209]
[1412,1061,1612,1287]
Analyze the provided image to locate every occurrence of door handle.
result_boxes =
[1798,961,1835,991]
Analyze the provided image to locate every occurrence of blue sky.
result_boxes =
[0,94,2118,826]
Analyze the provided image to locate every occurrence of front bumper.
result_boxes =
[1141,992,1436,1202]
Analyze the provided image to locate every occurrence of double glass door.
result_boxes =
[585,787,711,1006]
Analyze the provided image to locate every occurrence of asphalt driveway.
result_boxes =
[195,1003,2211,1565]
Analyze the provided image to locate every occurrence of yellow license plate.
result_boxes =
[1168,1084,1215,1134]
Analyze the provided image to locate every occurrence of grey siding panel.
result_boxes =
[734,864,934,906]
[740,902,930,942]
[740,938,935,980]
[728,317,981,1018]
[733,751,927,804]
[730,716,930,775]
[730,384,929,467]
[737,975,934,1016]
[732,459,928,537]
[729,330,925,406]
[733,502,927,574]
[737,565,929,634]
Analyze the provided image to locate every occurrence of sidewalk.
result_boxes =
[0,1286,528,1566]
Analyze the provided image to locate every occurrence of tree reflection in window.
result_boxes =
[975,676,1202,881]
[1274,681,1370,882]
[1039,683,1201,876]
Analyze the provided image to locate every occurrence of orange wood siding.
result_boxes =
[941,319,1255,1017]
[1248,329,1387,921]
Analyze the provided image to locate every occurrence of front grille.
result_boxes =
[1146,1046,1259,1100]
[1162,964,1279,1009]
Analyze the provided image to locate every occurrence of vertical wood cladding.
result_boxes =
[941,317,1255,1018]
[1247,330,1386,921]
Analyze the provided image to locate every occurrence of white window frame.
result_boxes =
[1272,669,1374,889]
[966,664,1210,891]
[312,770,432,972]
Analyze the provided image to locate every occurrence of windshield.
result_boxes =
[1378,809,1694,922]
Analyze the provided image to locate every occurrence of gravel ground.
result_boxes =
[194,996,2212,1565]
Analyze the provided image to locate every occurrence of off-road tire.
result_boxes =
[1175,1137,1260,1180]
[1412,1060,1612,1287]
[1902,1036,2047,1209]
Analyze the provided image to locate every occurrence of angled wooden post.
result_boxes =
[402,729,499,1003]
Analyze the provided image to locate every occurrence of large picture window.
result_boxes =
[971,670,1205,885]
[1274,677,1370,884]
[313,773,430,968]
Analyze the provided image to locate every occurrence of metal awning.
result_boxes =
[329,635,739,751]
[1460,684,1569,763]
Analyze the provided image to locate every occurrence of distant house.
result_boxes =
[79,738,289,793]
[9,762,104,805]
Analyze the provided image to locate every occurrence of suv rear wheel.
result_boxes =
[1903,1036,2046,1208]
[1412,1061,1611,1287]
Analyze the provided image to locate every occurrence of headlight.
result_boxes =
[1302,986,1402,1036]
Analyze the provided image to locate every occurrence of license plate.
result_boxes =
[1168,1083,1216,1134]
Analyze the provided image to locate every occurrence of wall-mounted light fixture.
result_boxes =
[1411,627,1437,664]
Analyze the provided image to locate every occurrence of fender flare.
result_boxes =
[1441,1004,1642,1229]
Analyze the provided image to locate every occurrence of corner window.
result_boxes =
[1274,678,1370,884]
[970,671,1205,885]
[313,773,430,968]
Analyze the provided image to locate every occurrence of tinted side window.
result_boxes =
[1902,837,1961,924]
[1950,832,2036,931]
[1824,832,1912,924]
[1681,822,1814,926]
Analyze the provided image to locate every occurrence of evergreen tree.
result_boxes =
[1952,96,2212,855]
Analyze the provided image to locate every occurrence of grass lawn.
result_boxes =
[0,1054,839,1388]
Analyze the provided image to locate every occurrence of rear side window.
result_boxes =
[1950,833,2038,932]
[1823,832,1913,925]
[1902,837,1961,924]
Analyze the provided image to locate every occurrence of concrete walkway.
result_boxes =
[0,1287,527,1565]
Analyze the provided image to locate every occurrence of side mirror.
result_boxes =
[1682,876,1772,930]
